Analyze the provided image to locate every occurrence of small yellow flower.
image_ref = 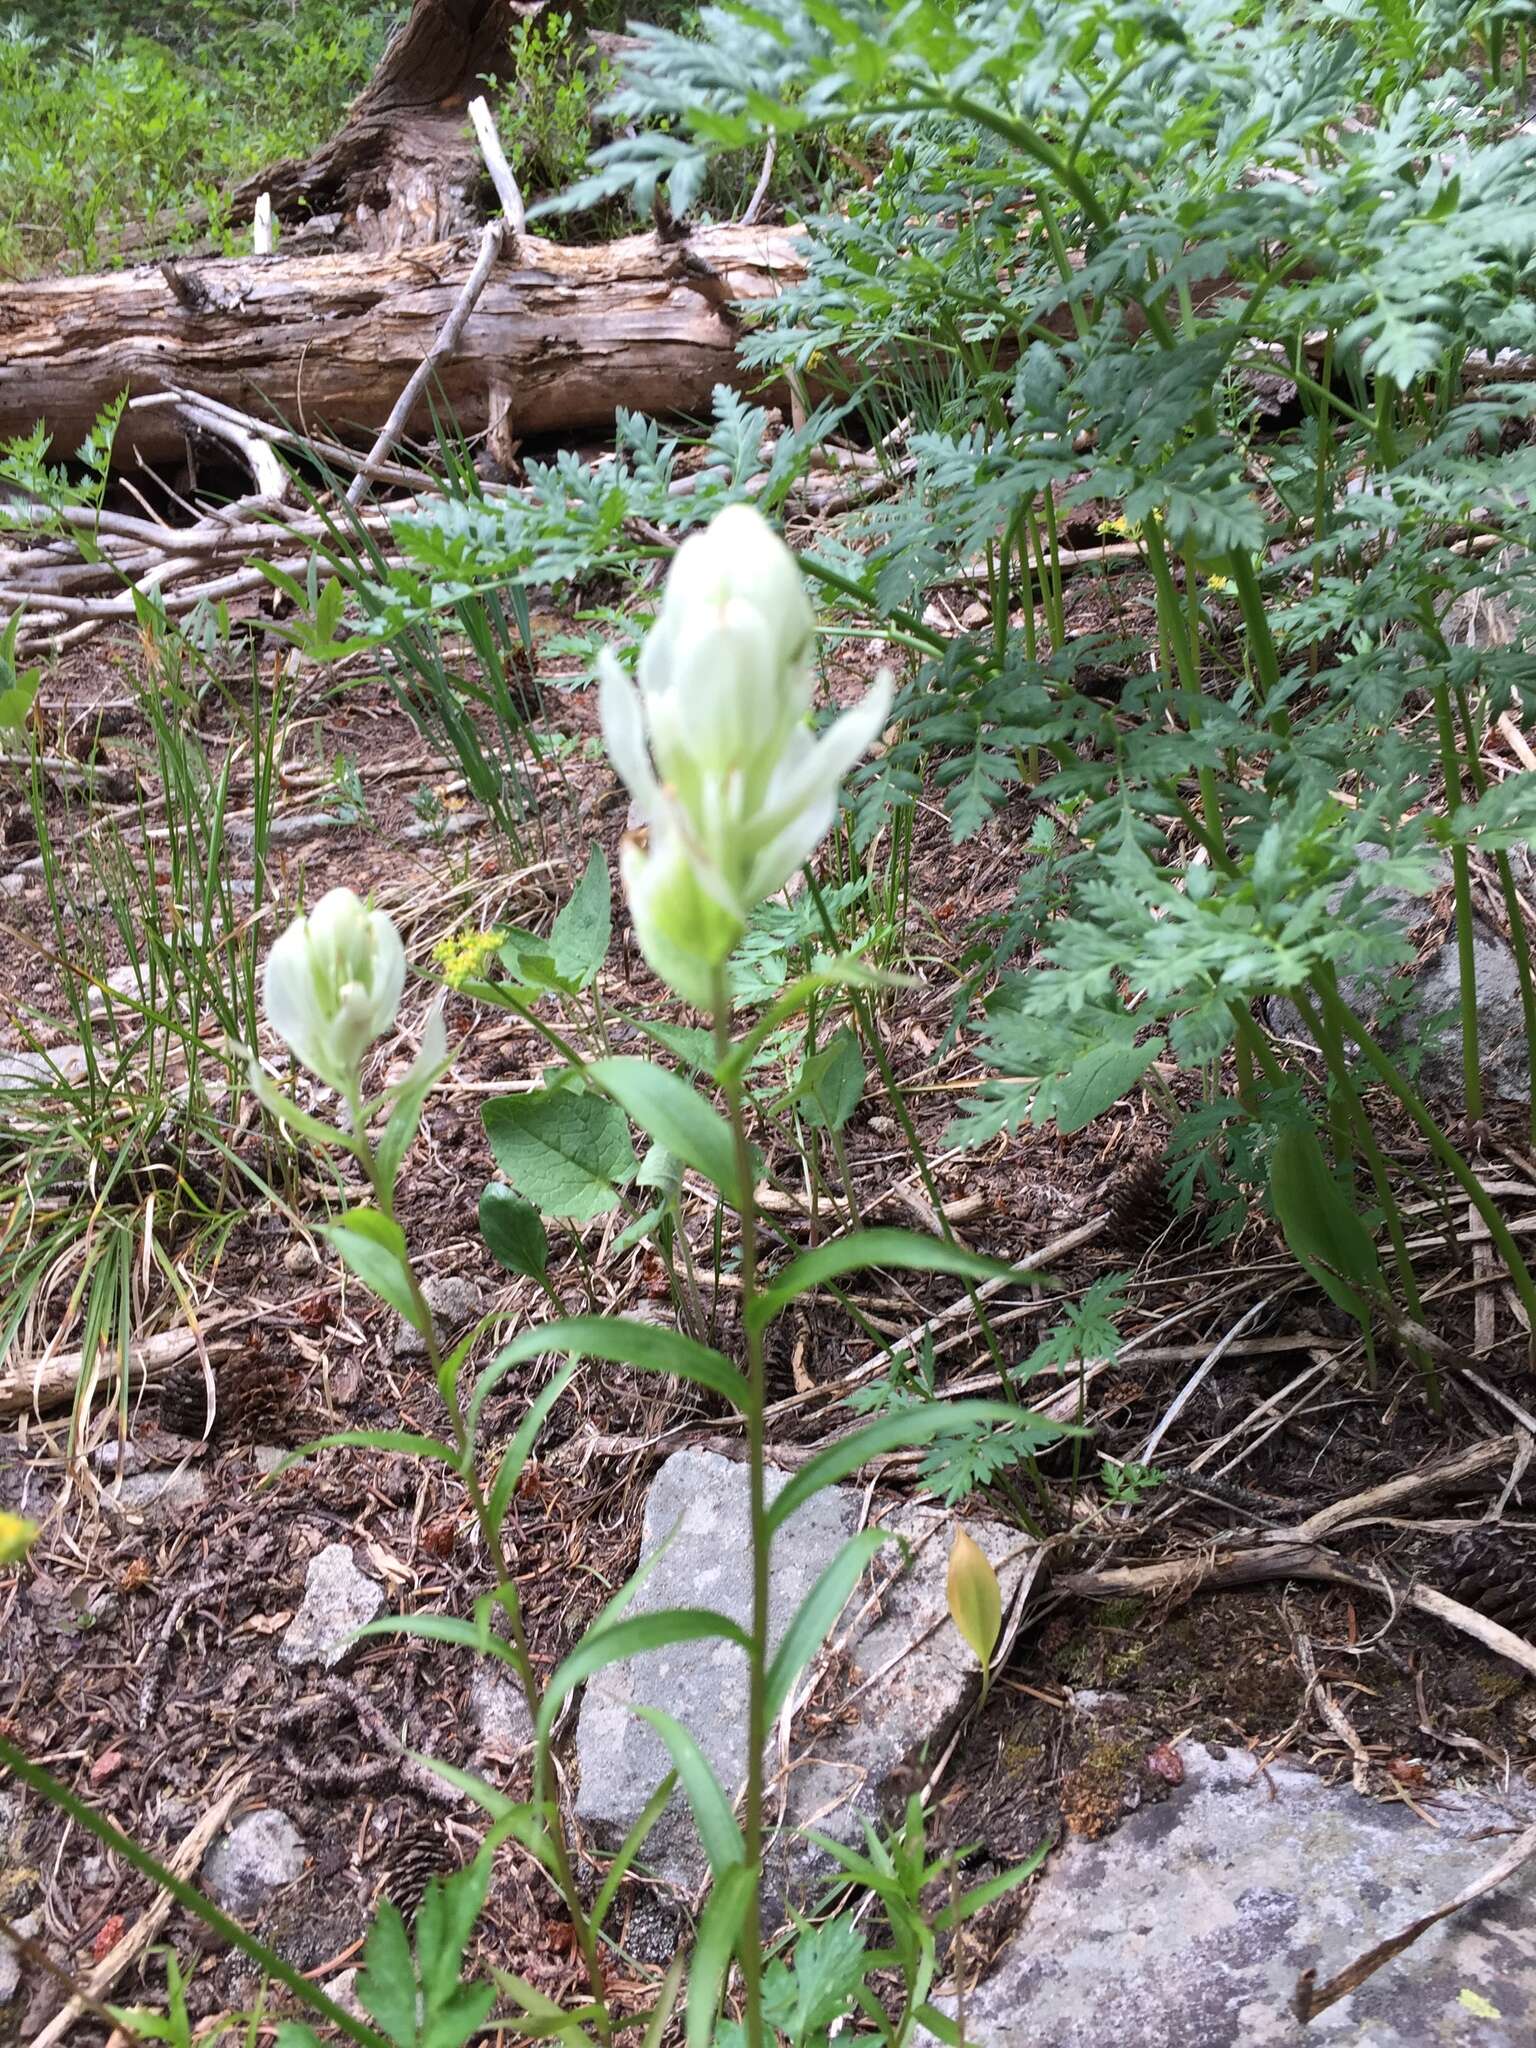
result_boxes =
[0,1511,38,1565]
[1097,514,1140,540]
[433,929,505,989]
[1206,574,1231,594]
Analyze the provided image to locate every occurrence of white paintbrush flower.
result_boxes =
[263,888,406,1091]
[600,503,891,1006]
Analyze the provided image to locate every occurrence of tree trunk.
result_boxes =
[0,226,807,462]
[236,0,521,250]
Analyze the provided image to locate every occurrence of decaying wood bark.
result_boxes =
[0,224,806,464]
[231,0,520,250]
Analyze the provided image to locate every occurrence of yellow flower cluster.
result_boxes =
[433,928,505,989]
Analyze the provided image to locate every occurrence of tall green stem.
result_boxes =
[1329,990,1536,1338]
[347,1097,614,2040]
[714,973,769,2048]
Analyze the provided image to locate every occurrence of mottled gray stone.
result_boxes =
[201,1810,307,1917]
[0,1911,37,2006]
[470,1665,533,1755]
[574,1449,1035,1897]
[0,1046,87,1092]
[105,1468,207,1520]
[921,1743,1536,2048]
[1265,842,1532,1105]
[392,1275,484,1362]
[278,1543,386,1670]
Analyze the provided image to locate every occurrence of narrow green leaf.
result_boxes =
[1269,1124,1383,1324]
[633,1708,744,1878]
[372,1001,451,1193]
[540,1609,752,1741]
[320,1207,425,1330]
[686,1864,755,2048]
[932,1842,1048,1930]
[588,1057,743,1205]
[764,1528,890,1724]
[749,1230,1027,1332]
[468,1316,746,1435]
[486,1360,579,1532]
[264,1429,465,1484]
[591,1768,680,1930]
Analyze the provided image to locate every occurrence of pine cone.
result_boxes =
[1105,1150,1198,1254]
[375,1822,457,1922]
[1440,1526,1536,1638]
[159,1348,303,1445]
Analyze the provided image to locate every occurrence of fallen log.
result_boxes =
[0,223,807,465]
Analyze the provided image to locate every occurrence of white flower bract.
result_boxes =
[262,887,406,1092]
[599,503,892,1006]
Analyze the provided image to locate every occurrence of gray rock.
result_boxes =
[105,1468,208,1520]
[1410,925,1531,1103]
[88,964,147,1019]
[278,1544,386,1670]
[1265,842,1532,1105]
[921,1742,1536,2048]
[0,1046,87,1093]
[392,1275,484,1362]
[201,1810,307,1917]
[573,1449,1035,1898]
[0,1911,38,2006]
[470,1665,533,1755]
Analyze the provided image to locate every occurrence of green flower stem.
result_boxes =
[345,1091,614,2042]
[0,1744,390,2048]
[1431,682,1484,1120]
[1447,680,1536,1140]
[1326,987,1536,1338]
[713,971,770,2048]
[1290,985,1431,1326]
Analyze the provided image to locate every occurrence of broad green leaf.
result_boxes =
[795,1027,865,1132]
[588,1057,743,1205]
[483,1089,635,1221]
[766,1400,1065,1536]
[749,1230,1028,1332]
[468,1316,746,1434]
[540,1609,752,1741]
[320,1208,426,1331]
[1269,1124,1383,1325]
[1045,1035,1164,1135]
[549,846,612,990]
[686,1864,755,2048]
[478,1183,550,1279]
[0,668,40,730]
[357,1904,416,2047]
[764,1528,889,1724]
[633,1707,744,1878]
[485,1360,579,1531]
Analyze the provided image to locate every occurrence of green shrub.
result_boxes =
[0,3,397,273]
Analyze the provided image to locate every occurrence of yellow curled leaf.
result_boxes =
[947,1527,1002,1678]
[0,1511,39,1565]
